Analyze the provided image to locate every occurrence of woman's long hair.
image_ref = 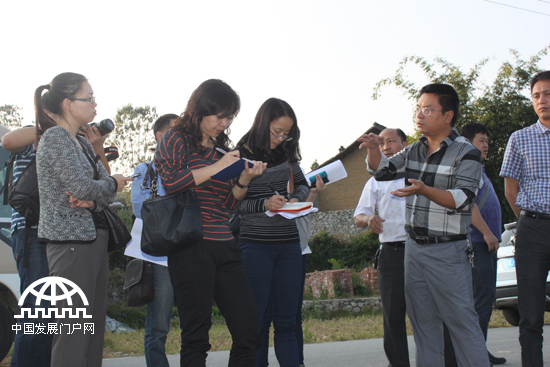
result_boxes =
[34,72,88,136]
[174,79,240,151]
[237,98,301,163]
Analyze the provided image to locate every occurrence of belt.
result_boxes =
[520,210,550,220]
[381,241,406,248]
[409,234,467,245]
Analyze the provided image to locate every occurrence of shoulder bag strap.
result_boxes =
[288,159,295,196]
[477,185,491,211]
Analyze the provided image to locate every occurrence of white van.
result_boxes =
[0,126,22,362]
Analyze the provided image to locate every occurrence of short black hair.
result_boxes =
[153,113,178,137]
[530,70,550,92]
[459,122,488,142]
[418,83,460,127]
[381,128,407,143]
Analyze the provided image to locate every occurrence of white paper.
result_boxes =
[266,206,318,219]
[305,160,347,186]
[124,218,168,267]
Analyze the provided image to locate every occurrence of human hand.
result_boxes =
[310,175,327,194]
[79,125,107,154]
[238,160,267,183]
[265,195,288,211]
[357,133,383,150]
[367,215,385,234]
[111,174,134,192]
[484,232,500,254]
[391,179,426,197]
[215,150,241,170]
[66,192,95,209]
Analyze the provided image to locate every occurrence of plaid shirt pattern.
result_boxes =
[368,129,482,237]
[500,120,550,214]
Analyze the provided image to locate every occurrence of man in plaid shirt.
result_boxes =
[358,84,490,366]
[500,70,550,367]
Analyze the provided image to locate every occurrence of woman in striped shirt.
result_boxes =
[155,79,265,367]
[235,98,310,367]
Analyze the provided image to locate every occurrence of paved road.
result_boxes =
[104,325,547,366]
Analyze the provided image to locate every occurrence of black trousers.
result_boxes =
[168,239,260,367]
[379,243,410,367]
[515,214,550,367]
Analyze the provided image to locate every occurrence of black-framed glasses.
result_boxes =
[270,130,292,142]
[413,106,447,116]
[72,97,96,104]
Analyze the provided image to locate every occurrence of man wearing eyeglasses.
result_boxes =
[358,83,490,366]
[500,70,550,367]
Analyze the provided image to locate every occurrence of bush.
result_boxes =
[107,303,148,329]
[306,231,380,273]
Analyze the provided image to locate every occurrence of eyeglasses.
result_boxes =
[72,97,96,105]
[270,130,293,142]
[413,106,447,116]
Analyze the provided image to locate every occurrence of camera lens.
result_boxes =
[89,119,115,136]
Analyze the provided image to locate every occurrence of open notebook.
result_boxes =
[270,202,313,213]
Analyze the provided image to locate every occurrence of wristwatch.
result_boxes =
[235,179,249,189]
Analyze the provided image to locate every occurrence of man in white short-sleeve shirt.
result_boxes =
[355,128,410,367]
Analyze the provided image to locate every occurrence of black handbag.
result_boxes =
[140,140,203,257]
[104,206,132,253]
[124,259,155,307]
[80,137,132,254]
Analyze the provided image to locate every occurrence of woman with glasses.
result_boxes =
[235,98,310,367]
[155,79,265,367]
[34,72,131,366]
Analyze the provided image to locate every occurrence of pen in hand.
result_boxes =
[268,183,281,196]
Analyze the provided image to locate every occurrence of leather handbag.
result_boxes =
[140,139,203,257]
[124,259,155,307]
[104,206,132,254]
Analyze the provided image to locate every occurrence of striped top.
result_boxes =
[155,129,239,242]
[235,147,309,245]
[368,129,482,237]
[11,144,36,233]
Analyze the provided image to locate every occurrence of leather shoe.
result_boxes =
[488,351,506,365]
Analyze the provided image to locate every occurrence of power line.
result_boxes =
[483,0,550,16]
[535,0,550,4]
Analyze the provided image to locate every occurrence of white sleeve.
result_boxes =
[354,178,377,217]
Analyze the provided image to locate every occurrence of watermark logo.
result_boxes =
[12,276,94,335]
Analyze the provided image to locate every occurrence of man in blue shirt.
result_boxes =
[131,113,177,367]
[445,122,506,366]
[500,70,550,367]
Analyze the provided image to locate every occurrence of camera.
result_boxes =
[89,119,115,136]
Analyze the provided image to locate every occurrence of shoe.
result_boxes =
[488,351,506,365]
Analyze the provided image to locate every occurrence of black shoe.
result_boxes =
[488,351,506,365]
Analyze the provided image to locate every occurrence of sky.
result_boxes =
[1,0,549,172]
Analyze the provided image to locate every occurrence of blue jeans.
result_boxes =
[258,255,308,367]
[10,227,52,367]
[144,263,174,367]
[240,242,302,367]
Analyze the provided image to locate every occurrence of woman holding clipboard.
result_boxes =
[155,79,265,367]
[235,98,310,367]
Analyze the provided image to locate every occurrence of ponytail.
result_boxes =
[34,85,56,136]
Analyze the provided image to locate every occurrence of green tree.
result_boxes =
[0,104,23,129]
[310,159,319,171]
[106,104,158,173]
[373,46,550,225]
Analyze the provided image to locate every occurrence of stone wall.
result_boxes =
[303,297,382,314]
[310,209,366,239]
[305,269,353,298]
